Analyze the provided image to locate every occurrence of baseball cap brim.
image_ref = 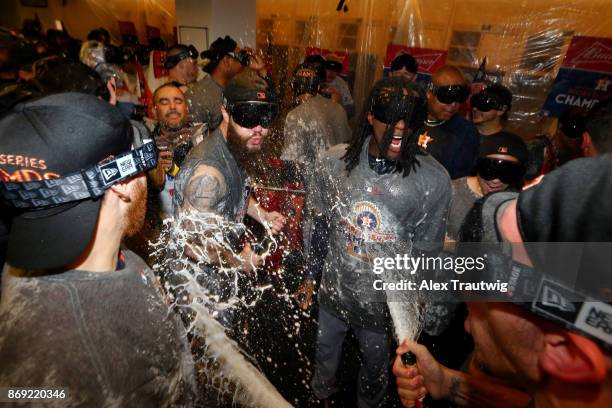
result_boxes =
[7,198,102,270]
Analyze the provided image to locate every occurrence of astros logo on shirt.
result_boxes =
[340,201,397,262]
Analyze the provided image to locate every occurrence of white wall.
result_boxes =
[175,0,256,50]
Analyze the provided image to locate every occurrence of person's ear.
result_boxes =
[109,181,132,203]
[367,112,374,126]
[539,332,607,384]
[581,131,593,155]
[221,104,230,123]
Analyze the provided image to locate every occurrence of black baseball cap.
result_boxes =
[0,92,133,270]
[224,68,277,106]
[479,131,528,163]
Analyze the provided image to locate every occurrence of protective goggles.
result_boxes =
[371,91,427,130]
[165,45,198,69]
[476,157,525,184]
[470,92,508,112]
[229,101,279,129]
[0,141,157,209]
[429,84,470,104]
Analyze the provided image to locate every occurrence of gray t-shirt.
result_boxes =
[281,93,351,235]
[314,141,451,331]
[446,177,481,241]
[185,75,224,130]
[0,250,197,407]
[282,94,351,164]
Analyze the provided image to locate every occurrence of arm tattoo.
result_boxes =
[185,173,223,211]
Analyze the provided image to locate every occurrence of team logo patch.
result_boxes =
[534,280,582,324]
[340,201,397,262]
[417,131,434,149]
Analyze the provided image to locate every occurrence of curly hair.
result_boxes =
[342,76,427,177]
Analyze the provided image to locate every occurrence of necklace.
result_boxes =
[425,118,447,127]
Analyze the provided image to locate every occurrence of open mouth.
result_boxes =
[390,136,402,150]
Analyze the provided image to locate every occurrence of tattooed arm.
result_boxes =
[392,340,531,408]
[182,164,262,273]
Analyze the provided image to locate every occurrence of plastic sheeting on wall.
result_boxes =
[256,0,612,139]
[8,0,175,46]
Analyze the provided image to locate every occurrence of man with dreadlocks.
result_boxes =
[308,76,451,407]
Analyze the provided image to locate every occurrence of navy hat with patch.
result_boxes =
[0,92,134,270]
[479,131,529,164]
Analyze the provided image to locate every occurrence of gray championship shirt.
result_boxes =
[0,250,197,407]
[314,140,451,332]
[185,75,224,131]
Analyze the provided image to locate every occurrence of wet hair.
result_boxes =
[391,53,418,74]
[153,81,184,103]
[167,44,190,58]
[585,99,612,153]
[201,35,237,74]
[342,76,427,177]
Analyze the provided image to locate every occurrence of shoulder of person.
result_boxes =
[415,154,452,194]
[121,249,156,283]
[325,143,350,161]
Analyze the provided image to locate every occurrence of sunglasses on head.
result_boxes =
[430,84,470,104]
[229,101,279,129]
[471,92,507,112]
[477,157,525,184]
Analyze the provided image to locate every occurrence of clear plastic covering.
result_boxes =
[256,0,612,138]
[8,0,175,45]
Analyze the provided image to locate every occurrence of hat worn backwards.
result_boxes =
[0,92,133,270]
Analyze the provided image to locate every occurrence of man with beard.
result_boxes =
[415,65,480,179]
[149,82,206,218]
[174,68,286,278]
[0,93,198,405]
[308,77,451,407]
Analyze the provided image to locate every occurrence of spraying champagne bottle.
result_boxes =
[401,351,424,408]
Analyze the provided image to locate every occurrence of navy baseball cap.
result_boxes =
[0,93,133,269]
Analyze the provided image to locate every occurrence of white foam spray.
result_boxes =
[150,211,292,408]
